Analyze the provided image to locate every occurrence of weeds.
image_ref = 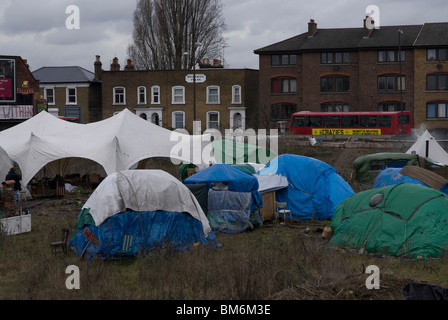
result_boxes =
[1,210,448,300]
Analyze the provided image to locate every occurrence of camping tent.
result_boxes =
[69,170,217,259]
[406,130,448,166]
[184,163,263,233]
[0,146,13,184]
[353,152,435,184]
[257,154,355,220]
[331,183,448,259]
[373,165,448,194]
[0,109,213,188]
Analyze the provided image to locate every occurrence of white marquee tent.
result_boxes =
[0,109,214,188]
[406,130,448,166]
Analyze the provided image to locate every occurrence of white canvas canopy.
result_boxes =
[0,109,214,187]
[406,130,448,166]
[82,170,211,236]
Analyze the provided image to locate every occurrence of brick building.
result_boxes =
[254,18,448,133]
[96,56,259,133]
[32,65,102,123]
[0,55,39,130]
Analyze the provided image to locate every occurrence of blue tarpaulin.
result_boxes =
[258,154,355,220]
[184,163,263,232]
[373,167,448,194]
[184,163,262,210]
[70,210,218,259]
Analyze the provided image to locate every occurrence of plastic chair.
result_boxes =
[50,228,70,254]
[275,201,292,222]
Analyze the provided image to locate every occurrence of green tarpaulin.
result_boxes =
[353,152,433,184]
[331,183,448,259]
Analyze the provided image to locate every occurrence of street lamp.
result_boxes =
[398,29,404,135]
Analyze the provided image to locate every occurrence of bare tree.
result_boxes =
[127,0,227,70]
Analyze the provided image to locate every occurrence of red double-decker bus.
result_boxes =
[289,111,413,136]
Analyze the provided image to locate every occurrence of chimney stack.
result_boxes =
[363,16,375,37]
[124,59,135,71]
[94,55,102,80]
[110,57,120,71]
[308,19,317,38]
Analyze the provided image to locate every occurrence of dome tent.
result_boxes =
[69,170,218,259]
[331,183,448,259]
[257,154,354,220]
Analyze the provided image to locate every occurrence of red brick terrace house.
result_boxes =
[254,18,448,133]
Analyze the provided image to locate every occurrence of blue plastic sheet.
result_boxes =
[258,154,355,220]
[69,210,219,259]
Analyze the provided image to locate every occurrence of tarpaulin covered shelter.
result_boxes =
[184,163,263,233]
[373,165,448,194]
[258,154,355,220]
[0,109,212,189]
[353,152,435,184]
[69,170,217,259]
[331,183,448,259]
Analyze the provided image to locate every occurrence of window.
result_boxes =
[427,48,448,61]
[64,106,80,121]
[271,103,296,121]
[321,52,350,64]
[292,116,305,127]
[378,75,405,92]
[45,88,55,105]
[377,102,406,111]
[360,115,377,128]
[427,102,448,119]
[321,102,350,112]
[341,115,358,128]
[232,85,241,104]
[271,77,297,93]
[320,76,350,92]
[207,111,220,129]
[378,115,391,127]
[113,87,126,105]
[427,73,448,91]
[207,86,220,104]
[137,86,146,104]
[172,111,185,129]
[378,50,405,62]
[66,87,77,104]
[323,116,340,127]
[151,86,160,104]
[271,54,297,66]
[307,116,322,127]
[172,86,185,104]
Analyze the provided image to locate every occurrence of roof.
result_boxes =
[32,66,98,83]
[254,22,448,54]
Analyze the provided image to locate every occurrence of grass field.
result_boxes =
[1,197,448,301]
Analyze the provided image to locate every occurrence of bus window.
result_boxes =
[323,116,340,127]
[341,115,358,128]
[378,115,391,127]
[307,116,322,127]
[360,115,377,128]
[292,116,305,127]
[398,114,410,125]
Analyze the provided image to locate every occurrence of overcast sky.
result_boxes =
[1,0,447,72]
